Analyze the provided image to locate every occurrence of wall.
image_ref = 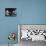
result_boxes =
[0,0,46,44]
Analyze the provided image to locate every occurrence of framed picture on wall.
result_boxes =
[5,8,16,17]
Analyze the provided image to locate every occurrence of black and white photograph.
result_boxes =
[5,8,16,16]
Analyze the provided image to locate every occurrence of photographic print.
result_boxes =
[18,24,46,46]
[5,8,16,16]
